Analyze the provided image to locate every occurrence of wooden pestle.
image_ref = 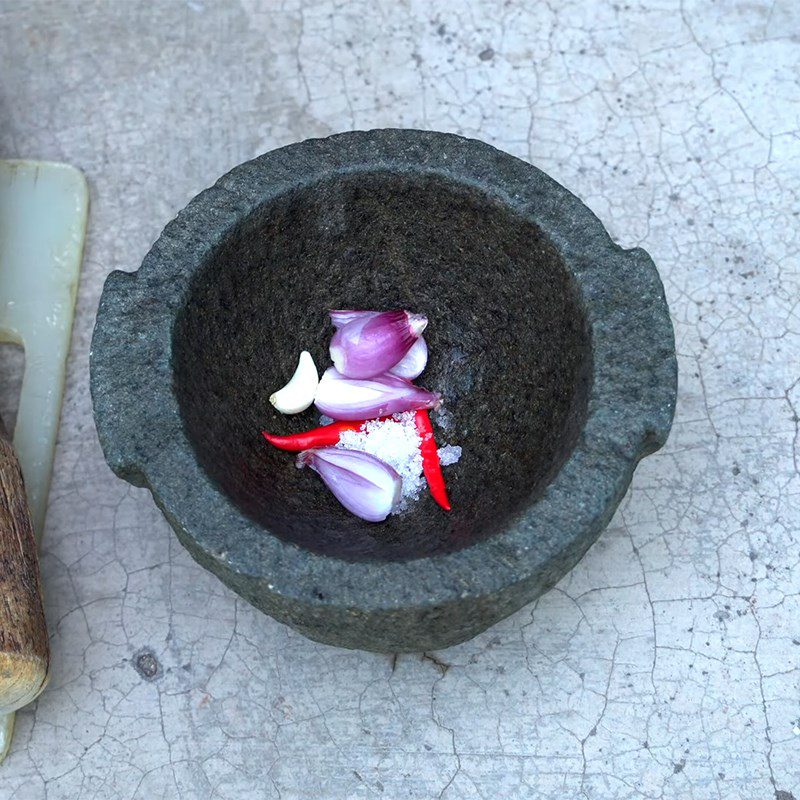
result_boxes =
[0,416,49,715]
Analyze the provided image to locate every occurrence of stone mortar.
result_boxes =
[90,129,677,652]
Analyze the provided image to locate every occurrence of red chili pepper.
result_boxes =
[263,420,366,451]
[414,409,451,511]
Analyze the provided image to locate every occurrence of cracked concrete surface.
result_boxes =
[1,0,798,797]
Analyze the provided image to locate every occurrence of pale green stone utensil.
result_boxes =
[0,161,87,763]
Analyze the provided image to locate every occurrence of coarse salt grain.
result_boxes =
[432,406,454,431]
[437,444,462,467]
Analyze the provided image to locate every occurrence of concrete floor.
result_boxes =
[1,1,798,798]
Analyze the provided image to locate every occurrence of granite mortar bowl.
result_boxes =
[91,130,677,652]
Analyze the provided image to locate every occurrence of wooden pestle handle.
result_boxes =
[0,417,49,715]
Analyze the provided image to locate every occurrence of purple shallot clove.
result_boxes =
[297,447,402,522]
[389,336,428,379]
[329,309,427,378]
[330,310,429,379]
[329,309,378,330]
[314,367,441,421]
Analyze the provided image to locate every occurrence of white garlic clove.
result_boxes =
[269,351,319,414]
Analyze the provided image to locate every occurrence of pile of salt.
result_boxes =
[335,412,460,514]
